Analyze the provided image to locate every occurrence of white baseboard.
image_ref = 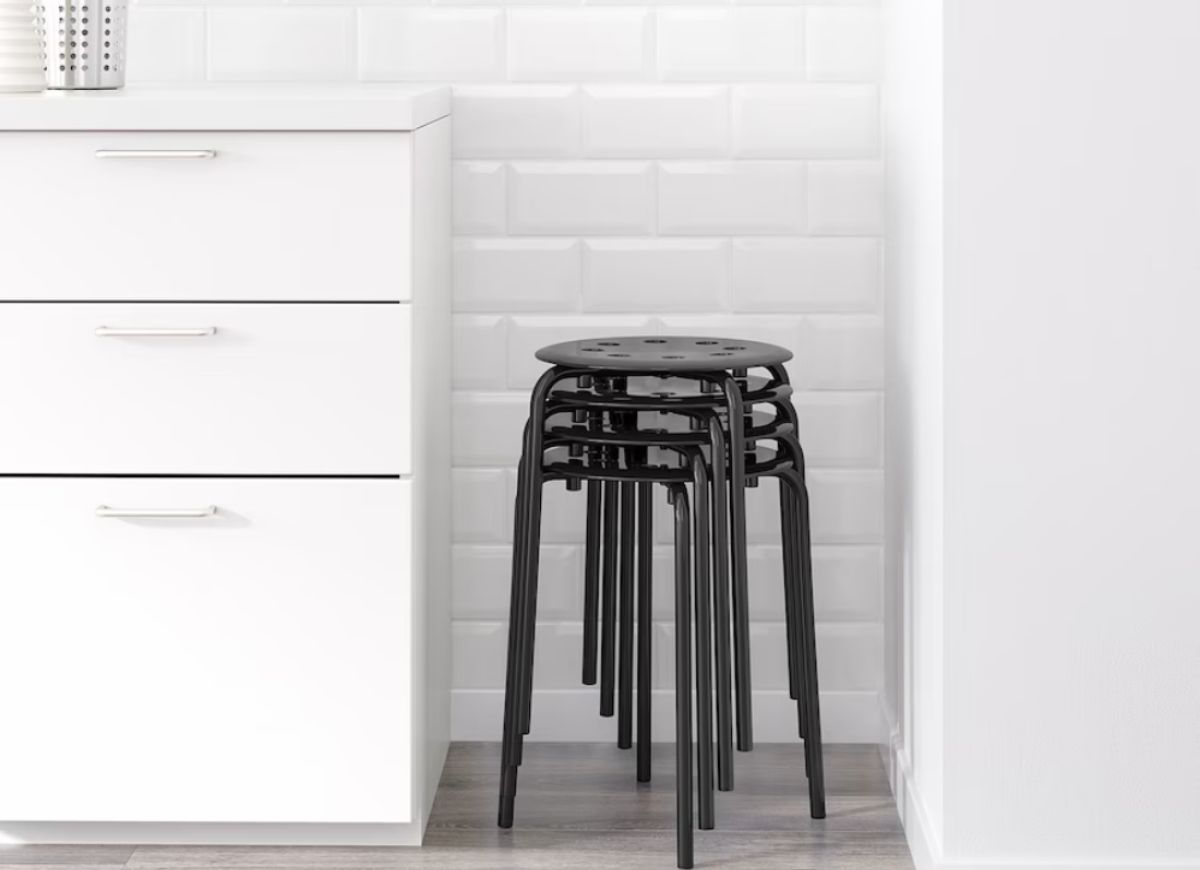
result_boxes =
[451,688,884,742]
[884,722,942,870]
[0,822,422,847]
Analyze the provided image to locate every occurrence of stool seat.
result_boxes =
[535,335,793,372]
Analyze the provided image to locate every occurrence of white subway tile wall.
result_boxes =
[128,0,884,743]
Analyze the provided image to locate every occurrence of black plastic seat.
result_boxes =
[536,335,792,372]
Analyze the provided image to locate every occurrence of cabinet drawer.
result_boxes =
[0,477,412,823]
[0,132,412,301]
[0,303,410,474]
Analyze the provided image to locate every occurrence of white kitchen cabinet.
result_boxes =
[0,303,412,475]
[0,477,413,824]
[0,133,414,301]
[0,86,452,846]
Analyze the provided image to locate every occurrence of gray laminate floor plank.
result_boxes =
[10,743,913,869]
[0,845,135,867]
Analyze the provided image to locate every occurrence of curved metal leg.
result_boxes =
[779,474,802,703]
[582,480,601,686]
[705,414,734,792]
[498,445,530,828]
[636,480,653,783]
[719,375,753,752]
[618,480,636,749]
[775,431,811,746]
[667,482,695,870]
[600,476,618,718]
[780,469,826,819]
[685,449,715,830]
[502,365,587,828]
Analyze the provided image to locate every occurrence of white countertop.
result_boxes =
[0,84,451,131]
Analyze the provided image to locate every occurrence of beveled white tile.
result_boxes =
[750,623,883,691]
[653,623,881,692]
[806,5,881,82]
[452,622,506,690]
[509,162,655,235]
[808,160,883,235]
[793,392,883,468]
[739,474,883,545]
[454,238,582,313]
[453,468,510,543]
[452,393,529,466]
[126,6,206,83]
[731,237,880,313]
[734,84,879,157]
[454,161,507,235]
[807,469,884,544]
[453,315,509,390]
[453,544,581,621]
[657,8,804,81]
[451,621,589,689]
[656,313,800,353]
[508,8,652,81]
[746,544,884,623]
[658,162,806,235]
[453,85,580,158]
[795,314,884,389]
[507,315,657,388]
[582,239,728,312]
[581,85,730,157]
[207,7,354,82]
[653,544,880,624]
[358,8,504,82]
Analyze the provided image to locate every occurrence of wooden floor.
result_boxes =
[0,743,913,870]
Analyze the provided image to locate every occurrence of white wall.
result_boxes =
[124,0,887,742]
[882,0,943,848]
[887,1,1200,867]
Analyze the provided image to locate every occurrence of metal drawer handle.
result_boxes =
[96,505,218,519]
[95,327,216,338]
[95,149,217,160]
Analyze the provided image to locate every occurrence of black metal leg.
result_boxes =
[618,480,635,749]
[511,428,538,756]
[720,376,753,752]
[636,480,653,783]
[518,463,546,740]
[778,432,811,747]
[779,477,801,703]
[706,415,734,792]
[516,367,577,743]
[782,469,825,819]
[498,448,530,828]
[500,364,647,833]
[687,449,715,830]
[668,483,694,870]
[582,480,601,686]
[779,466,809,782]
[600,477,618,718]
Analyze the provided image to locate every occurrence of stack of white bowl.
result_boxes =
[0,0,45,92]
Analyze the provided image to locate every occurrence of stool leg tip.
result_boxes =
[498,796,515,828]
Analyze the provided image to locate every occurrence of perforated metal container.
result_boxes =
[35,0,125,89]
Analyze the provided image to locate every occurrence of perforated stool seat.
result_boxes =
[535,335,792,372]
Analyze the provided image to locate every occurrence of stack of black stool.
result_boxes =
[497,336,825,869]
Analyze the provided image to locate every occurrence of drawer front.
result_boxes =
[0,132,412,301]
[0,303,410,474]
[0,477,412,823]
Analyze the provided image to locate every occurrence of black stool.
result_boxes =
[498,337,825,870]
